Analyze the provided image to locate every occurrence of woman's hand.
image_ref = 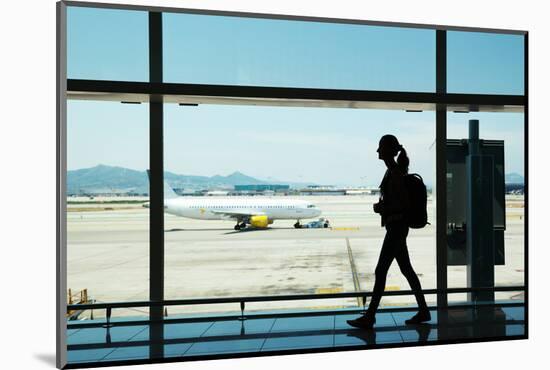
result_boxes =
[373,202,382,214]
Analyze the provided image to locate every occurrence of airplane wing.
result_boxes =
[210,209,265,220]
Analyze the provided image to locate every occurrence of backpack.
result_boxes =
[404,173,429,228]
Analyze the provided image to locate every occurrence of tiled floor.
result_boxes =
[66,305,525,365]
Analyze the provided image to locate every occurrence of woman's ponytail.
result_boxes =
[379,134,409,173]
[397,145,409,174]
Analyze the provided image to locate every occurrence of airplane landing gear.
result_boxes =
[234,222,247,230]
[294,221,302,229]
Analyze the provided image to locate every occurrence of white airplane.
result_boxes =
[147,180,322,230]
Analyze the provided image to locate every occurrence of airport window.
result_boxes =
[66,100,150,318]
[164,103,437,309]
[67,6,148,81]
[446,111,525,303]
[59,3,527,368]
[163,12,436,92]
[447,31,524,95]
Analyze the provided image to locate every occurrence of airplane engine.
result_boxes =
[250,215,269,228]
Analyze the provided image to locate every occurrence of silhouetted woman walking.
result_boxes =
[347,135,430,329]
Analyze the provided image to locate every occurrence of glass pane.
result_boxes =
[67,6,148,81]
[164,103,436,315]
[447,31,524,95]
[67,100,149,319]
[164,13,435,92]
[446,111,525,303]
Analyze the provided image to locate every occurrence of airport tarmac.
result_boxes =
[67,195,525,318]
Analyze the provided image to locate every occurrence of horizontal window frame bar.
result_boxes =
[63,1,528,35]
[67,285,525,311]
[67,79,525,109]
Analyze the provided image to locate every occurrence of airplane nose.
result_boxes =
[315,209,322,217]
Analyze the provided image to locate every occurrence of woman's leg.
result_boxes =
[347,228,396,329]
[366,231,396,314]
[393,226,428,311]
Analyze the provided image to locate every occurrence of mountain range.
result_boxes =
[67,165,312,195]
[68,165,525,195]
[505,172,524,184]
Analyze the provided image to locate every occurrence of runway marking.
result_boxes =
[315,287,343,294]
[332,227,360,231]
[385,285,401,291]
[309,305,347,310]
[67,207,135,212]
[380,302,409,307]
[345,237,363,307]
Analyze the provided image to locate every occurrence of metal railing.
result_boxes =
[67,285,525,327]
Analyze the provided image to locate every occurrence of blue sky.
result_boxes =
[66,6,525,187]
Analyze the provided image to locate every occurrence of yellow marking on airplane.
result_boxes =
[331,227,360,231]
[200,208,205,214]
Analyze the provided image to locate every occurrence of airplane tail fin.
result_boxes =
[146,169,179,199]
[163,181,179,199]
